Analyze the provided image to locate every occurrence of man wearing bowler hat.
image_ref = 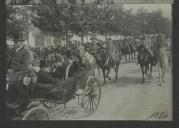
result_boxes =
[7,32,33,107]
[8,33,32,79]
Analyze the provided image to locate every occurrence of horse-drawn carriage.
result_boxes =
[6,66,101,120]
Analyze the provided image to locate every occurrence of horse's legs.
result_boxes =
[141,65,145,83]
[115,64,119,81]
[133,51,135,60]
[162,67,165,83]
[106,68,111,80]
[98,66,101,76]
[145,65,148,76]
[92,71,95,76]
[149,64,153,77]
[102,68,106,83]
[147,64,150,76]
[131,51,133,61]
[134,51,136,59]
[158,64,162,85]
[125,53,127,62]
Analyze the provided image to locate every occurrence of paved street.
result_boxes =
[49,61,172,120]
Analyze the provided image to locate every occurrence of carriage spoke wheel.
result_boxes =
[82,76,101,114]
[22,107,49,120]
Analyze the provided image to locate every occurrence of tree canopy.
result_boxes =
[7,5,33,42]
[7,3,172,44]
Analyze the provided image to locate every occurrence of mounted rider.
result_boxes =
[142,34,153,56]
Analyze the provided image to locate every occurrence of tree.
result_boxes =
[134,8,171,40]
[7,5,33,44]
[31,3,82,45]
[31,3,171,45]
[147,9,171,36]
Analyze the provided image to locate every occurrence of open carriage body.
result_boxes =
[6,66,101,120]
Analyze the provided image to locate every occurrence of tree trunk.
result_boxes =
[104,34,107,42]
[65,29,68,46]
[51,36,54,46]
[81,34,84,44]
[44,36,47,47]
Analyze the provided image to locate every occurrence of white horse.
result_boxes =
[158,47,170,85]
[78,44,99,76]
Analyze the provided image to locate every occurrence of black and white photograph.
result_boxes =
[5,0,173,120]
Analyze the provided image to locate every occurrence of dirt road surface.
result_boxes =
[49,62,172,120]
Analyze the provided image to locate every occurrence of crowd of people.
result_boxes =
[6,34,94,111]
[6,32,171,110]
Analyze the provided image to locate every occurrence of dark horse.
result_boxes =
[137,45,154,82]
[93,44,121,83]
[83,42,121,83]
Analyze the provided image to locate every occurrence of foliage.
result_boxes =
[7,3,172,43]
[7,5,33,41]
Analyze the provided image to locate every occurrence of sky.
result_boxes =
[123,4,172,19]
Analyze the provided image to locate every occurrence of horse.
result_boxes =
[157,47,169,85]
[92,42,122,83]
[121,39,133,63]
[105,48,122,81]
[122,40,130,62]
[137,45,154,83]
[129,39,137,61]
[81,43,108,83]
[96,48,110,83]
[79,43,98,75]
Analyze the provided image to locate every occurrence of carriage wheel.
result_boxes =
[22,107,49,120]
[82,76,101,114]
[42,101,58,110]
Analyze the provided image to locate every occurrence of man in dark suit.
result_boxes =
[8,33,32,83]
[37,60,60,85]
[7,33,33,108]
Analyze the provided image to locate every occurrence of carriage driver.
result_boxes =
[8,33,33,81]
[7,33,35,108]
